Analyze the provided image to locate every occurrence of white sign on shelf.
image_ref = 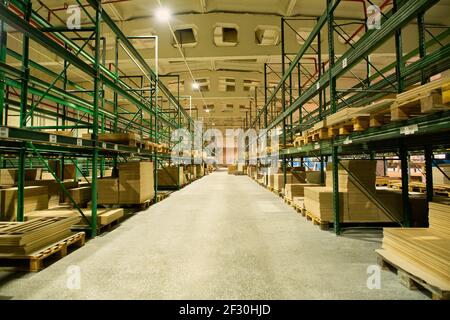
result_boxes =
[343,137,353,145]
[316,82,320,90]
[49,134,57,143]
[0,127,9,138]
[102,142,107,149]
[114,144,118,151]
[314,143,320,150]
[77,138,83,146]
[342,58,348,69]
[137,148,141,153]
[400,124,418,135]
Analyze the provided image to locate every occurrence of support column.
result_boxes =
[281,17,287,189]
[17,0,32,222]
[417,12,428,85]
[332,147,340,235]
[393,0,404,93]
[90,2,102,237]
[425,145,433,203]
[399,143,411,227]
[0,0,7,126]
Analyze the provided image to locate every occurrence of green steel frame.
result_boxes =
[0,0,197,236]
[251,0,450,234]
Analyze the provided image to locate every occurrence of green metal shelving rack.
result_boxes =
[249,0,450,234]
[0,0,197,237]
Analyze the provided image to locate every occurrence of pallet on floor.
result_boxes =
[0,232,85,272]
[304,210,332,230]
[377,250,450,300]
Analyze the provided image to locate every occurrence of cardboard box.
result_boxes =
[158,166,184,187]
[48,160,77,180]
[97,178,119,204]
[0,168,40,185]
[285,183,321,199]
[119,161,154,204]
[0,186,48,221]
[67,186,91,207]
[25,180,78,208]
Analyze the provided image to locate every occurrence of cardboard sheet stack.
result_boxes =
[158,166,184,187]
[285,183,321,199]
[433,164,450,185]
[0,186,48,221]
[25,179,78,208]
[47,160,77,180]
[228,165,237,174]
[0,169,40,185]
[97,161,154,205]
[304,160,408,223]
[26,206,124,228]
[376,201,450,294]
[0,216,79,256]
[67,186,91,207]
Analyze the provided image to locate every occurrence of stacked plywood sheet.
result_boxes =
[119,161,154,204]
[377,201,450,297]
[67,186,91,207]
[433,164,450,185]
[25,180,78,208]
[0,186,48,221]
[158,166,184,187]
[47,160,77,180]
[0,169,40,185]
[428,201,450,236]
[271,173,304,192]
[97,178,119,204]
[305,171,323,184]
[228,165,237,174]
[304,187,345,221]
[0,217,79,256]
[82,132,140,146]
[285,183,321,199]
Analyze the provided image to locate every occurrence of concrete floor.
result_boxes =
[0,170,429,300]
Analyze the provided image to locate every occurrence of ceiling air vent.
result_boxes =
[255,26,280,46]
[213,24,239,47]
[172,26,198,48]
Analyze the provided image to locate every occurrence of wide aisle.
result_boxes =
[0,170,427,299]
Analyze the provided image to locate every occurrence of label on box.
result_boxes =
[49,134,57,143]
[400,124,418,135]
[0,127,9,138]
[77,138,83,146]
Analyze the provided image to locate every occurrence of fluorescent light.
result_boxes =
[205,109,210,113]
[192,82,200,90]
[155,7,171,22]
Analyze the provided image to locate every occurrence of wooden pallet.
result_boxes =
[390,79,450,121]
[284,196,293,206]
[377,253,450,300]
[0,232,85,272]
[304,210,331,230]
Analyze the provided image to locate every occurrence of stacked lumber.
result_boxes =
[305,171,322,184]
[26,207,124,228]
[158,166,184,187]
[0,186,48,221]
[67,186,91,207]
[97,178,119,204]
[227,165,238,175]
[45,130,74,137]
[285,183,320,199]
[119,161,154,204]
[25,180,78,208]
[82,132,140,147]
[0,217,79,256]
[303,187,345,222]
[428,201,450,236]
[47,160,77,180]
[433,164,450,185]
[377,201,450,297]
[0,168,40,185]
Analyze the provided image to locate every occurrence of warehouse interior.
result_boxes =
[0,0,449,300]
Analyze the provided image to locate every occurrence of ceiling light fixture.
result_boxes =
[192,82,200,90]
[155,7,171,22]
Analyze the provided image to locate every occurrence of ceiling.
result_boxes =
[17,0,450,129]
